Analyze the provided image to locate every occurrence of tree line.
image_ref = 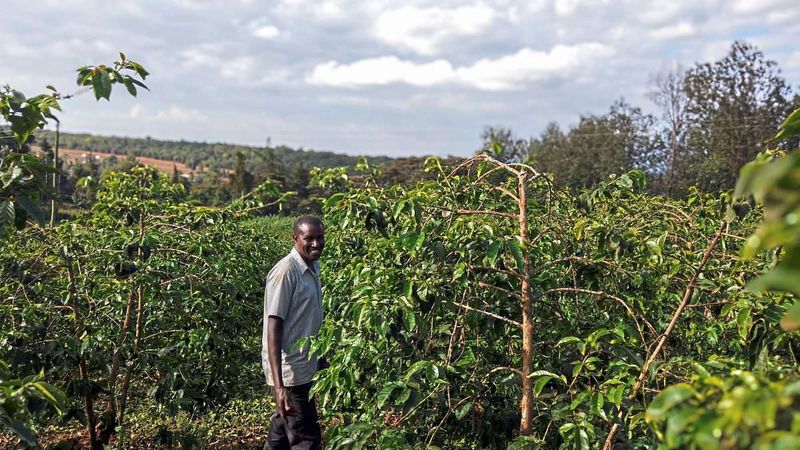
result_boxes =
[480,41,799,197]
[34,131,391,173]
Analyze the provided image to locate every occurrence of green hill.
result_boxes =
[35,130,392,171]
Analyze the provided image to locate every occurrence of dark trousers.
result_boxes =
[265,383,322,450]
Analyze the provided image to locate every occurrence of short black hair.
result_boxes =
[293,215,324,234]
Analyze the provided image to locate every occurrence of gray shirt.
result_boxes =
[261,248,323,387]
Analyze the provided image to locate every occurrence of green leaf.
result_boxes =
[132,61,150,79]
[404,309,416,331]
[452,262,466,282]
[664,407,700,447]
[403,361,430,382]
[395,387,412,406]
[558,423,576,436]
[556,336,582,347]
[781,301,800,331]
[693,363,710,379]
[92,69,112,100]
[0,200,16,231]
[572,362,584,378]
[570,391,589,410]
[778,107,800,133]
[486,240,502,266]
[8,421,37,445]
[748,269,800,296]
[454,400,473,420]
[376,384,397,408]
[737,306,752,340]
[534,376,552,396]
[31,381,66,414]
[507,240,525,273]
[324,193,345,210]
[645,383,697,422]
[608,385,624,409]
[14,193,44,225]
[123,79,137,97]
[425,364,439,381]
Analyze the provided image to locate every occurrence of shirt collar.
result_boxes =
[290,247,319,274]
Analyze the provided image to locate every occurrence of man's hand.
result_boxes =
[274,386,294,418]
[268,316,294,417]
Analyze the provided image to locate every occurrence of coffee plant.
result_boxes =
[1,166,292,448]
[643,109,800,449]
[2,54,799,449]
[311,152,794,448]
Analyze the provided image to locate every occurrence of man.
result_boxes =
[262,216,325,450]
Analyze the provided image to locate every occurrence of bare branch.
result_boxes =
[452,301,521,328]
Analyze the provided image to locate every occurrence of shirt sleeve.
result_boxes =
[264,265,294,320]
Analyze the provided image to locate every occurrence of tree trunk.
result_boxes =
[50,122,59,227]
[117,285,145,439]
[62,247,101,450]
[517,172,534,435]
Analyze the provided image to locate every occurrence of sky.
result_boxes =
[2,0,799,157]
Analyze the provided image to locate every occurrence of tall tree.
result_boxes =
[230,151,254,198]
[529,101,661,189]
[682,41,792,192]
[649,65,689,196]
[479,127,534,163]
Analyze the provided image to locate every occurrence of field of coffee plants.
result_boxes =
[1,55,799,449]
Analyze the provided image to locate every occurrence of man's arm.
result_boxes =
[268,315,293,417]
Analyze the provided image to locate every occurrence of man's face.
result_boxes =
[293,223,325,264]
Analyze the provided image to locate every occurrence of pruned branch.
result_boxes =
[602,220,727,450]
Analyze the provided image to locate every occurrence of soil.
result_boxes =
[30,146,195,175]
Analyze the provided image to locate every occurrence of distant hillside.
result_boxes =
[34,130,392,171]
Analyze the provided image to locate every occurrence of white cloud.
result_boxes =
[243,16,281,39]
[455,43,615,90]
[179,44,222,68]
[155,106,206,122]
[374,4,495,55]
[649,22,695,40]
[307,56,454,87]
[220,56,255,78]
[306,43,615,91]
[257,69,292,86]
[554,0,608,17]
[273,0,350,22]
[732,0,796,14]
[637,2,688,25]
[2,41,33,58]
[178,45,258,83]
[252,25,280,39]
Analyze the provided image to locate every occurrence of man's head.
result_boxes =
[292,215,325,264]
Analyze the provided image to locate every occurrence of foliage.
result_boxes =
[0,363,65,448]
[642,107,800,450]
[0,54,148,235]
[528,100,663,189]
[0,167,291,447]
[467,42,795,198]
[309,156,788,448]
[682,41,794,193]
[36,130,392,174]
[75,52,149,101]
[0,151,56,235]
[646,369,800,449]
[735,107,800,306]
